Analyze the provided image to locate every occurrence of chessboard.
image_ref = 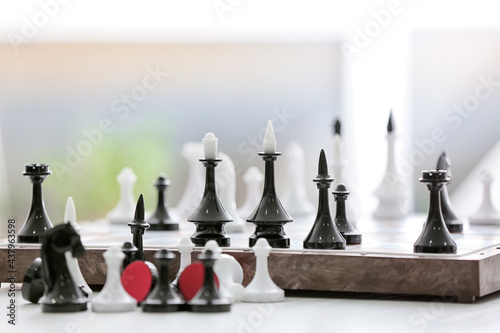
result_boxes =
[2,214,500,303]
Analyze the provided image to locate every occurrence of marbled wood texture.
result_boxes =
[0,246,492,303]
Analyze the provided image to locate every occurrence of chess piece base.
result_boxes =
[303,241,345,250]
[191,236,230,247]
[17,234,43,244]
[92,302,136,313]
[189,303,231,313]
[243,289,285,303]
[249,236,289,248]
[414,244,457,254]
[42,303,88,313]
[148,222,179,231]
[342,233,362,245]
[446,222,463,233]
[142,303,183,313]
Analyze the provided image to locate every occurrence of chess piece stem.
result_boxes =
[148,176,179,231]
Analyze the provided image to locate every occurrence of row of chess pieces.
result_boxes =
[22,193,284,313]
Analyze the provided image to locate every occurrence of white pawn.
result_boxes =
[282,141,314,217]
[218,152,245,233]
[107,168,137,224]
[373,112,408,220]
[470,170,500,225]
[175,236,194,280]
[243,238,284,303]
[238,167,263,218]
[92,246,136,312]
[63,197,92,299]
[174,142,205,219]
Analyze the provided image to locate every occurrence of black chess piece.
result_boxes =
[333,183,361,245]
[18,164,53,243]
[121,241,138,270]
[333,118,341,136]
[304,150,346,249]
[437,152,463,233]
[188,249,231,313]
[128,194,150,261]
[414,170,457,254]
[147,176,179,231]
[142,249,185,312]
[21,257,45,303]
[40,223,87,312]
[247,153,293,248]
[188,158,232,247]
[387,110,394,133]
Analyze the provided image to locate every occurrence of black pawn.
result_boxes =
[142,249,184,312]
[304,150,346,249]
[128,194,150,261]
[414,170,457,254]
[333,184,361,245]
[148,176,179,231]
[21,258,45,303]
[121,241,138,270]
[189,249,231,313]
[436,152,463,233]
[333,119,342,136]
[188,158,232,247]
[247,153,293,248]
[18,164,53,243]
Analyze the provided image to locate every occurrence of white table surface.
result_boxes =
[2,285,500,333]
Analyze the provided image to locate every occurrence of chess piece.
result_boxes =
[247,120,293,248]
[373,112,409,220]
[469,170,500,225]
[414,170,457,254]
[189,249,231,312]
[238,167,264,218]
[40,224,87,312]
[218,152,245,233]
[437,152,464,233]
[304,150,346,249]
[178,262,220,301]
[107,167,137,224]
[64,197,92,299]
[128,194,150,261]
[121,241,138,270]
[147,175,179,230]
[333,183,361,245]
[188,133,233,247]
[92,246,136,312]
[282,141,314,217]
[214,255,245,303]
[175,142,205,218]
[121,260,156,303]
[243,238,284,303]
[173,237,195,284]
[21,258,45,303]
[331,119,357,225]
[142,249,184,312]
[18,164,53,243]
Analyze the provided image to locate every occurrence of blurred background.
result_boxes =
[1,0,500,237]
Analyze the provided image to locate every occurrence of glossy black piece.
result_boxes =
[121,241,138,270]
[333,119,342,136]
[18,164,53,243]
[188,249,231,313]
[414,170,457,254]
[387,110,394,133]
[304,150,346,249]
[21,257,45,303]
[188,158,232,247]
[436,152,463,233]
[128,194,150,261]
[40,223,88,312]
[248,153,293,248]
[147,176,179,231]
[333,184,361,245]
[142,249,184,312]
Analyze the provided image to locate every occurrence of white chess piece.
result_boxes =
[243,238,284,303]
[469,170,500,225]
[107,168,137,224]
[282,141,314,217]
[373,113,408,220]
[218,152,245,232]
[63,197,92,299]
[238,167,263,218]
[175,236,194,279]
[174,142,205,219]
[92,246,136,312]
